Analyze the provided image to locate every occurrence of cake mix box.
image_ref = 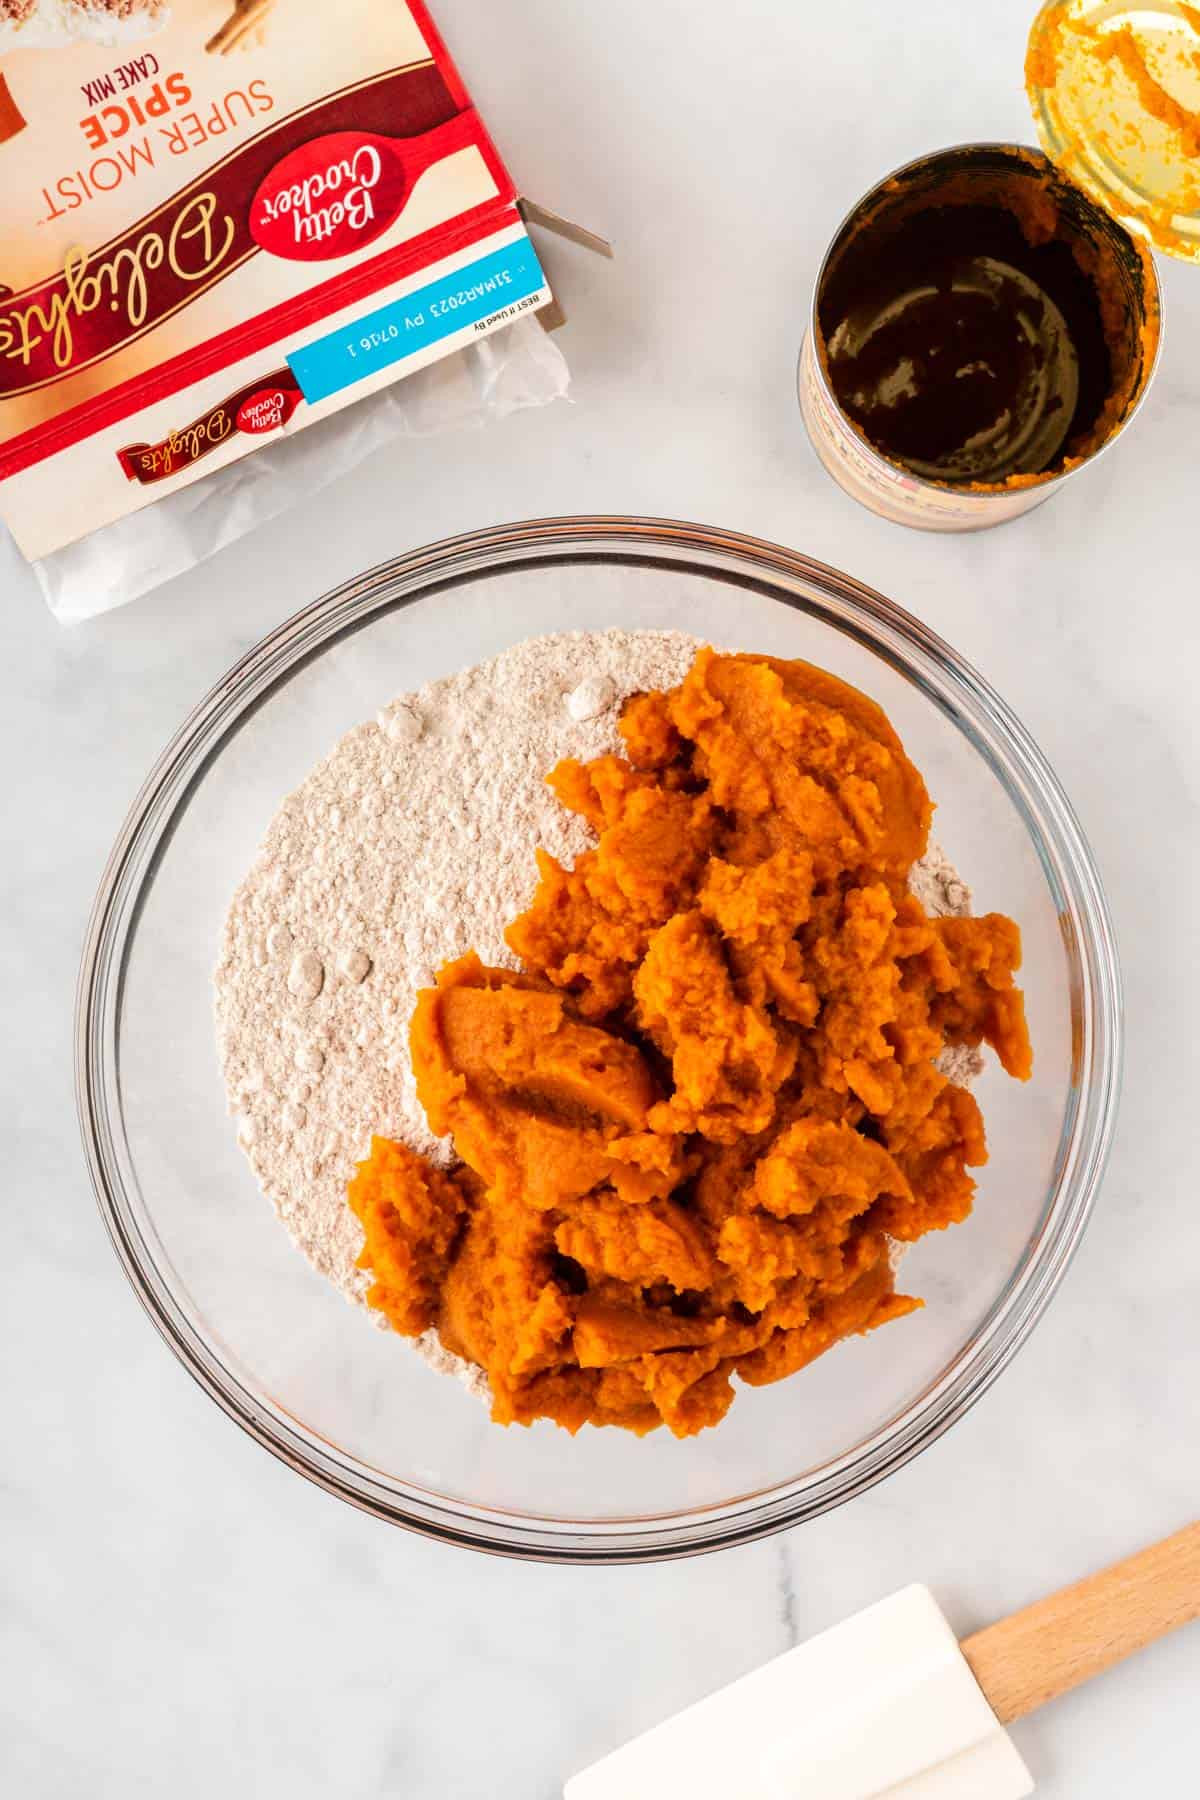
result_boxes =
[0,0,559,607]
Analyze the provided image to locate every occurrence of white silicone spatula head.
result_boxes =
[566,1523,1200,1800]
[565,1586,1031,1800]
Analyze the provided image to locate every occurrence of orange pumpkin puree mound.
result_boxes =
[349,649,1032,1438]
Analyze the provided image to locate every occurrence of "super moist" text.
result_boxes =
[39,82,274,222]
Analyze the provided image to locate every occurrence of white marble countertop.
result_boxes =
[3,1,1198,1794]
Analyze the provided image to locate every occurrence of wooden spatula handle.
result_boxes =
[960,1521,1200,1724]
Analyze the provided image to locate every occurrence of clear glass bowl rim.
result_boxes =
[75,515,1122,1563]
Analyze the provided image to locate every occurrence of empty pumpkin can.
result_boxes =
[797,0,1200,530]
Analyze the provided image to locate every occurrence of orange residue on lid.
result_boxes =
[1026,2,1200,254]
[1026,4,1066,89]
[1096,25,1200,158]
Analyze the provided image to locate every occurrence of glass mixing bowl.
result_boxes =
[77,518,1121,1561]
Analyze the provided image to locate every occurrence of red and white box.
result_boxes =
[0,0,560,607]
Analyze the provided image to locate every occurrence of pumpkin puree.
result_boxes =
[348,650,1032,1438]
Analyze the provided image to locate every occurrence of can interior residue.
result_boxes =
[812,148,1158,500]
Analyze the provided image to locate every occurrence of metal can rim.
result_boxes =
[803,139,1165,506]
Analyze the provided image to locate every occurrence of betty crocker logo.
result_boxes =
[250,133,404,262]
[250,115,479,264]
[236,387,292,434]
[116,370,302,483]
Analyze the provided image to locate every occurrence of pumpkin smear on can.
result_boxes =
[348,650,1031,1438]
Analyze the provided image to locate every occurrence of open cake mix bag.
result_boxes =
[0,0,568,621]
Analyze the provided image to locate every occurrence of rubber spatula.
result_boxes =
[565,1521,1199,1799]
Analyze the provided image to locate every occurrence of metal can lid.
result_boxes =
[1027,0,1200,262]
